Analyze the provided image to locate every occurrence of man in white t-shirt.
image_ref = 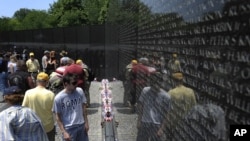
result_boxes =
[53,73,89,141]
[136,72,171,141]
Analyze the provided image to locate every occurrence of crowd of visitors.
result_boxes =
[0,48,226,141]
[0,49,90,141]
[124,53,225,141]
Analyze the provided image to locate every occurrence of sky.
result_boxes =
[0,0,57,18]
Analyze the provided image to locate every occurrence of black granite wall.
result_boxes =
[114,0,250,140]
[0,0,249,139]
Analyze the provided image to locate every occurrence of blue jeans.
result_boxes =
[0,72,8,95]
[63,123,88,141]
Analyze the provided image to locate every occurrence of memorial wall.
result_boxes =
[115,0,250,140]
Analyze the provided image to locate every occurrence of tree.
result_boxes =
[13,8,32,22]
[0,17,14,31]
[83,0,109,24]
[49,0,88,27]
[19,10,54,30]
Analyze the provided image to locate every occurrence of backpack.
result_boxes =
[8,73,28,94]
[48,73,64,94]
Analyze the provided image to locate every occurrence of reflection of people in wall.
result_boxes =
[165,72,197,139]
[124,59,137,107]
[167,53,181,74]
[184,103,227,141]
[136,72,171,141]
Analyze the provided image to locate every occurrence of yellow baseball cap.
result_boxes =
[76,59,82,64]
[29,52,34,56]
[131,60,137,64]
[37,72,49,81]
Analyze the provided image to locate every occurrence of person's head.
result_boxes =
[172,72,184,86]
[62,73,78,92]
[3,86,23,105]
[29,52,35,59]
[172,53,177,58]
[148,72,163,91]
[50,51,56,59]
[36,72,49,86]
[9,55,17,62]
[76,59,83,65]
[60,50,68,57]
[131,59,137,65]
[139,57,149,65]
[44,50,50,56]
[61,57,70,66]
[16,60,27,71]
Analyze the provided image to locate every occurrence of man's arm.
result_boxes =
[27,76,35,88]
[82,103,89,132]
[55,113,71,140]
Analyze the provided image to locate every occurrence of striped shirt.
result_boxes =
[0,105,49,141]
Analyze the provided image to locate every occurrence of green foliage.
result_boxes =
[49,0,87,27]
[0,17,14,31]
[13,8,32,22]
[20,10,53,30]
[106,0,140,24]
[0,0,115,30]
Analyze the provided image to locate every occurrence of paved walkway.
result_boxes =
[0,80,138,141]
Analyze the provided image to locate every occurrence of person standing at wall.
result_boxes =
[59,50,68,66]
[130,58,151,113]
[53,73,89,141]
[0,86,49,141]
[42,50,50,72]
[124,59,137,107]
[46,51,57,75]
[8,55,18,74]
[26,52,40,83]
[76,59,90,106]
[167,53,181,74]
[165,72,197,139]
[22,72,55,141]
[136,72,171,141]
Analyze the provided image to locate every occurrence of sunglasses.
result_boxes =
[70,81,78,86]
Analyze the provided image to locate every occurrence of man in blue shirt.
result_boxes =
[53,73,89,141]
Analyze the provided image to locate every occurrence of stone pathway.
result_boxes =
[0,80,138,141]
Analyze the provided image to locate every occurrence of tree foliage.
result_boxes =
[0,17,14,31]
[13,8,32,22]
[49,0,87,27]
[20,10,54,29]
[0,0,112,31]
